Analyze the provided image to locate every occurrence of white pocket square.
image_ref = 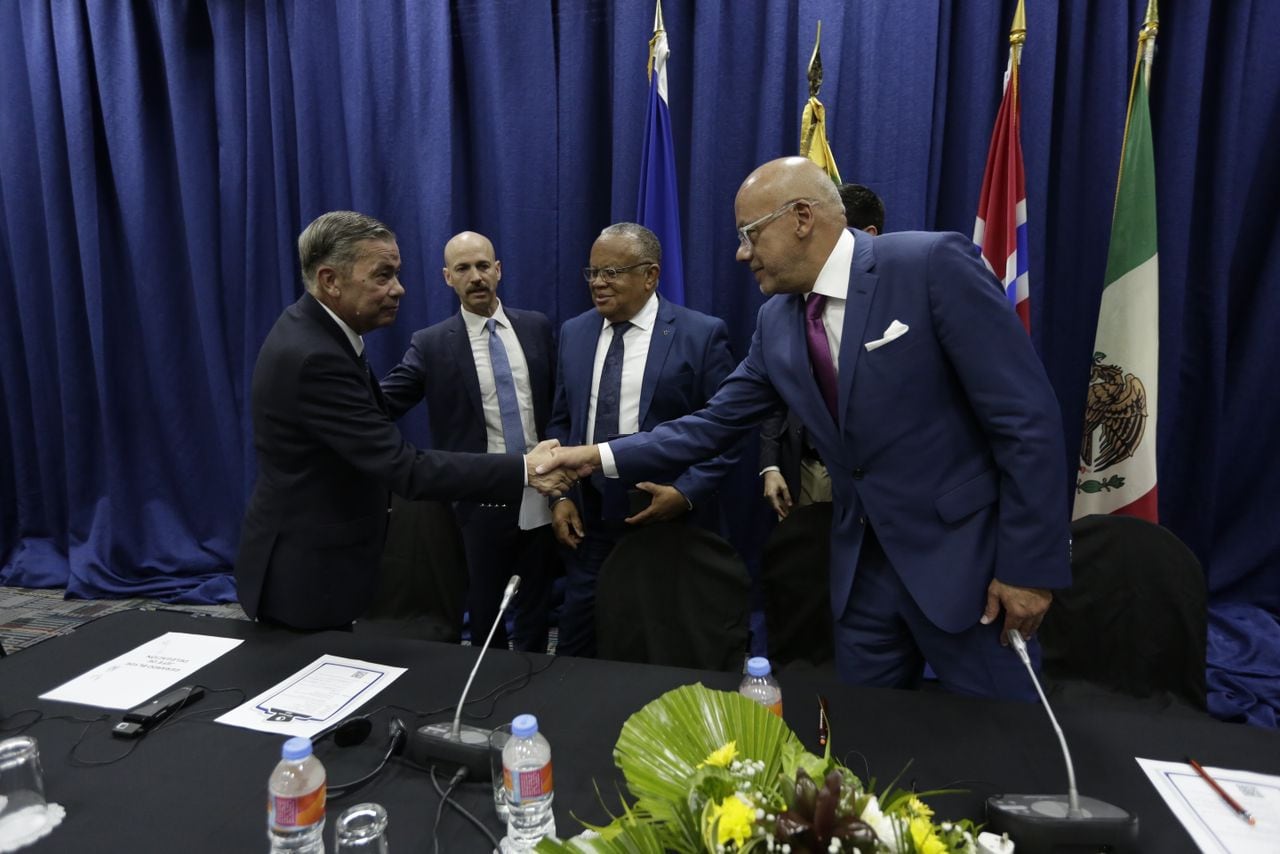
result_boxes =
[864,320,910,352]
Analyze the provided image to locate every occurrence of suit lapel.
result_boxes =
[638,298,675,427]
[449,313,485,425]
[836,231,878,430]
[509,310,547,425]
[301,293,388,412]
[570,318,599,444]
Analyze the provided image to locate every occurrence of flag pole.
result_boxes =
[1115,0,1159,213]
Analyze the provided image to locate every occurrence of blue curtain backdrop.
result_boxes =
[2,2,1277,625]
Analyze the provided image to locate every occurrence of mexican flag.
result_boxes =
[1073,20,1159,522]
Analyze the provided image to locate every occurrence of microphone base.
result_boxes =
[405,722,494,780]
[986,794,1139,853]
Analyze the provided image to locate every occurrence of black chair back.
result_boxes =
[596,522,749,671]
[361,496,468,642]
[760,503,835,669]
[1041,514,1207,709]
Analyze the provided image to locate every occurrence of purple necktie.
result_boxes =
[805,294,839,421]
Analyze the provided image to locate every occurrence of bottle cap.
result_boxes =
[511,714,539,738]
[746,657,772,678]
[282,736,313,761]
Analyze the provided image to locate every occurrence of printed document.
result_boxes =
[1137,757,1280,853]
[40,631,243,709]
[216,654,405,739]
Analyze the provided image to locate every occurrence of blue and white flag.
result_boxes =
[636,1,685,304]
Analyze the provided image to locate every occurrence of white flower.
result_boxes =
[859,796,904,854]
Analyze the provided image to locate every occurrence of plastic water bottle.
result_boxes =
[501,714,556,851]
[739,657,783,716]
[268,736,327,853]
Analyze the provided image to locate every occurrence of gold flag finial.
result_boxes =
[806,21,823,100]
[1009,0,1027,66]
[647,0,666,83]
[1010,0,1026,46]
[1140,0,1159,49]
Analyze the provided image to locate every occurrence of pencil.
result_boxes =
[1186,757,1256,826]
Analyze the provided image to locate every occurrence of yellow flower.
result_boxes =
[698,740,738,768]
[908,816,946,854]
[706,794,757,847]
[905,795,934,819]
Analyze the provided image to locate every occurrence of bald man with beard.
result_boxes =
[380,232,558,651]
[540,158,1071,700]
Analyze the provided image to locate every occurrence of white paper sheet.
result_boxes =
[39,632,243,710]
[215,654,405,739]
[1136,757,1280,853]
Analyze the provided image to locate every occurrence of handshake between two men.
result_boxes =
[523,440,600,497]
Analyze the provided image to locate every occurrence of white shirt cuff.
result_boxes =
[598,442,619,478]
[759,465,781,477]
[521,454,529,486]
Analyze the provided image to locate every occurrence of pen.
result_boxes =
[1186,757,1256,826]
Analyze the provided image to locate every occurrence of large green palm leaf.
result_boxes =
[612,684,801,839]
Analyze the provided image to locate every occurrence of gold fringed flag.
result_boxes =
[1074,0,1160,521]
[800,22,841,183]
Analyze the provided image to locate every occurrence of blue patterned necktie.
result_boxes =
[592,321,632,444]
[486,318,526,454]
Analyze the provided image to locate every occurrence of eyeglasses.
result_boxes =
[736,199,819,248]
[582,262,653,283]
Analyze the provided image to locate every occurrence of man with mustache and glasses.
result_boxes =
[380,231,559,652]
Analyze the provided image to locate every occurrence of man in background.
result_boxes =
[380,231,558,651]
[546,222,741,658]
[236,212,571,631]
[760,183,885,518]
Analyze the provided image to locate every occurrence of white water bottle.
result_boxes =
[501,714,556,851]
[739,657,783,716]
[268,736,327,853]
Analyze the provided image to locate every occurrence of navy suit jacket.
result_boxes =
[758,407,807,494]
[547,296,740,510]
[235,293,524,629]
[380,306,555,523]
[609,231,1072,632]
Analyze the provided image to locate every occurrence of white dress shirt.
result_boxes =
[461,301,549,529]
[586,292,659,444]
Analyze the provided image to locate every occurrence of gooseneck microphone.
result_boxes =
[452,575,520,739]
[405,575,521,780]
[985,629,1140,853]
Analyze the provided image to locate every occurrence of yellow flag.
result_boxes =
[800,22,841,182]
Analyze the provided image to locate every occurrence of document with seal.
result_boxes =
[216,654,405,738]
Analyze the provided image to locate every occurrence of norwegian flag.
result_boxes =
[974,50,1030,332]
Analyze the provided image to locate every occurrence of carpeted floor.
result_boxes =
[0,586,249,655]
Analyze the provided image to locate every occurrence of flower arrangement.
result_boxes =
[536,684,980,853]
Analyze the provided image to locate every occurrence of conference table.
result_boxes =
[2,610,1276,852]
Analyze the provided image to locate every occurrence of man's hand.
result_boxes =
[762,471,793,520]
[526,439,576,497]
[982,579,1053,645]
[535,444,601,477]
[624,482,690,526]
[551,499,584,549]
